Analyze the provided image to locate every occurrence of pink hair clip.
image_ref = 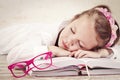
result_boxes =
[96,8,118,47]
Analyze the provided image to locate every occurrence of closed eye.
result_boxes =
[70,28,75,34]
[78,41,87,50]
[78,41,83,48]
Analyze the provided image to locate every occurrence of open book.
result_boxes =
[28,57,120,77]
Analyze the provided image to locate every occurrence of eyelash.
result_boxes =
[78,40,85,49]
[78,41,82,48]
[70,28,75,34]
[79,44,83,48]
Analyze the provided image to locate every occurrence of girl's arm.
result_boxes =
[110,45,120,60]
[98,45,120,60]
[48,46,71,57]
[69,48,113,59]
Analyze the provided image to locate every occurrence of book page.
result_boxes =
[31,57,120,71]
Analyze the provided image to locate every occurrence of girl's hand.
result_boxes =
[48,46,71,57]
[69,50,101,58]
[69,49,110,58]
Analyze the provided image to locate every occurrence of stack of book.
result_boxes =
[28,57,120,77]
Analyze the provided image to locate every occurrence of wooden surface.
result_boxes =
[0,54,120,80]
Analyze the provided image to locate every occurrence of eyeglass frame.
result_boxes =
[8,51,52,78]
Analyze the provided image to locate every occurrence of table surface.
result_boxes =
[0,54,120,80]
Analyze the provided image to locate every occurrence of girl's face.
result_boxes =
[58,15,99,52]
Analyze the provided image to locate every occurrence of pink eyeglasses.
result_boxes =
[8,51,52,78]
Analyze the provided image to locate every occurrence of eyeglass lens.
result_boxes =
[11,63,27,77]
[33,53,52,69]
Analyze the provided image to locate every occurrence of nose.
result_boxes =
[65,38,78,51]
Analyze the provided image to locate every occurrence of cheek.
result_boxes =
[58,29,69,47]
[60,29,69,38]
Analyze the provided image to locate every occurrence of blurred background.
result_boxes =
[0,0,120,27]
